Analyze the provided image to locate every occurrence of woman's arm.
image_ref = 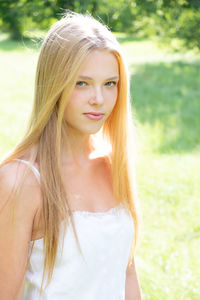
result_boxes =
[125,257,142,300]
[0,162,40,299]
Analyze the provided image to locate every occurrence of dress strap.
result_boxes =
[14,159,40,183]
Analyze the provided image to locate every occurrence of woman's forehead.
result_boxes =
[77,50,119,79]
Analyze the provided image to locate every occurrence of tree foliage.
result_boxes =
[0,0,199,50]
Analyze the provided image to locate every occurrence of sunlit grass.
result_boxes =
[136,153,200,299]
[0,35,38,154]
[0,33,200,299]
[132,61,200,154]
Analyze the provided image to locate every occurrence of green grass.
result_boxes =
[132,61,200,154]
[0,34,39,154]
[136,153,200,299]
[0,33,200,299]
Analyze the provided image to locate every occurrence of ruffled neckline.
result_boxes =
[71,202,125,217]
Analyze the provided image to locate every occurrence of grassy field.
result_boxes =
[0,33,200,299]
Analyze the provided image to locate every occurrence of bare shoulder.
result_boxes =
[0,160,42,227]
[0,161,42,297]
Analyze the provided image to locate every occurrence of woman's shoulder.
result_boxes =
[0,159,40,188]
[0,160,43,297]
[0,160,42,221]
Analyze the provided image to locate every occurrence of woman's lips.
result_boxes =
[84,113,104,120]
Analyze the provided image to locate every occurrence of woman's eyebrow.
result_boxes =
[106,76,119,81]
[78,75,119,80]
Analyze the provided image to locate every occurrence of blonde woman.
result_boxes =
[0,12,142,300]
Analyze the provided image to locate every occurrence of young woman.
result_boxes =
[0,12,142,300]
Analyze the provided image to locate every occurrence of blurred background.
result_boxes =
[0,1,200,299]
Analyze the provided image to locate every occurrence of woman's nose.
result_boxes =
[89,86,104,105]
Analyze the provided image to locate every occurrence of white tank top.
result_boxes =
[14,159,134,300]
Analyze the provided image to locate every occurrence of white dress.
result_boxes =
[14,159,134,300]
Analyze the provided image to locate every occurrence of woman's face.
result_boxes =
[63,50,119,136]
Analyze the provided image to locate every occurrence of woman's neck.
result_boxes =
[61,133,95,169]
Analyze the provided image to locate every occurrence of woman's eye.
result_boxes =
[76,81,87,87]
[105,81,117,87]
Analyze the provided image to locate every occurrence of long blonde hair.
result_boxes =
[0,11,141,292]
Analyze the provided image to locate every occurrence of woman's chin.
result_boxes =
[80,124,103,135]
[85,127,102,135]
